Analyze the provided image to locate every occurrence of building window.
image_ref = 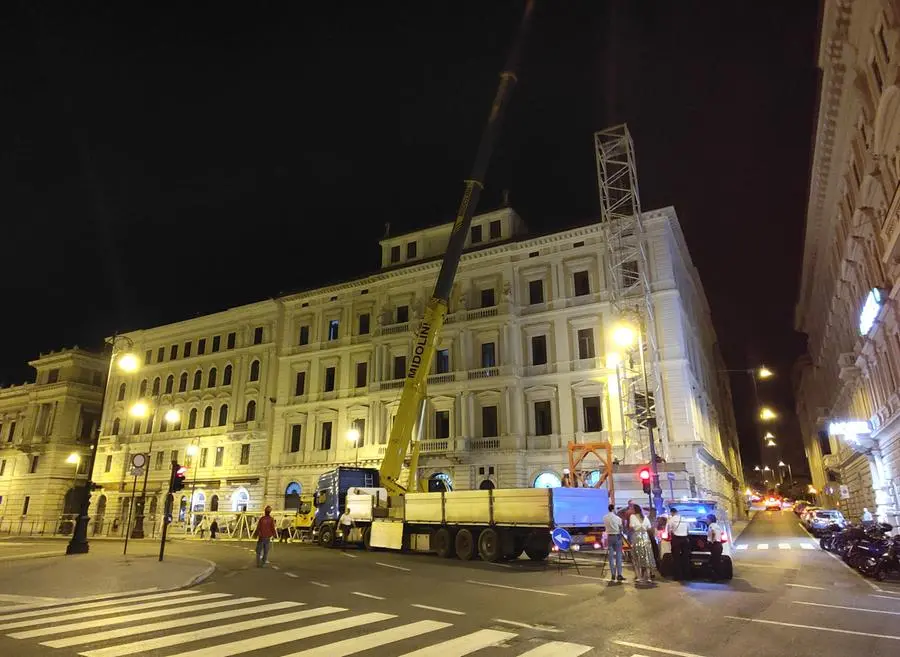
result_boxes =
[0,460,5,476]
[215,446,224,467]
[22,496,30,516]
[30,455,39,473]
[573,271,590,296]
[208,367,217,388]
[481,288,495,308]
[249,360,260,382]
[254,327,264,344]
[203,406,213,428]
[534,472,561,488]
[218,405,228,426]
[397,305,409,323]
[358,313,370,335]
[118,383,127,401]
[352,418,366,443]
[577,328,595,359]
[188,408,198,429]
[482,405,498,437]
[299,326,310,345]
[471,225,483,243]
[179,373,188,392]
[145,350,152,365]
[210,494,219,511]
[6,422,14,442]
[583,396,603,432]
[393,355,407,380]
[184,341,192,358]
[200,448,208,467]
[151,377,160,395]
[112,417,120,435]
[324,367,336,392]
[531,335,548,365]
[132,420,142,434]
[212,336,221,352]
[47,369,59,384]
[246,400,256,421]
[320,421,333,450]
[105,455,112,473]
[227,332,236,349]
[290,425,302,453]
[529,279,544,304]
[481,342,496,368]
[165,375,174,394]
[240,444,250,465]
[223,364,232,386]
[534,400,552,435]
[193,370,202,390]
[407,241,417,259]
[139,379,148,396]
[146,413,155,433]
[327,320,339,341]
[170,344,178,360]
[489,220,501,239]
[157,346,165,363]
[390,245,401,263]
[156,451,164,469]
[356,362,367,388]
[436,349,450,374]
[295,371,307,395]
[198,338,206,355]
[435,410,450,439]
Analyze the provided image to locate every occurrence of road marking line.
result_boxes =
[271,565,280,570]
[376,562,411,572]
[42,600,297,648]
[0,594,61,605]
[0,588,164,614]
[779,544,791,550]
[786,584,825,590]
[397,628,515,656]
[285,619,450,656]
[518,642,594,657]
[488,562,514,568]
[352,592,386,600]
[411,604,466,616]
[725,615,900,641]
[285,572,299,578]
[0,590,200,622]
[310,581,329,587]
[613,640,709,657]
[493,618,562,633]
[78,607,351,657]
[466,580,568,597]
[342,552,358,558]
[571,574,608,580]
[793,600,900,616]
[736,545,748,551]
[800,543,815,550]
[757,544,769,550]
[873,594,900,601]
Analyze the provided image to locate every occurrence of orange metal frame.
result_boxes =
[567,441,615,505]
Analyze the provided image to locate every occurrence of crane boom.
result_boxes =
[380,0,536,497]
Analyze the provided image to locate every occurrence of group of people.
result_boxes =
[602,502,657,583]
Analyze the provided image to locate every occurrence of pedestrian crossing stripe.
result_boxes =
[734,542,818,551]
[0,590,593,657]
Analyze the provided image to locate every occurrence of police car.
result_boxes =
[656,499,734,580]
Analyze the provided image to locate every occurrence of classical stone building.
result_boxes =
[795,0,900,524]
[0,349,106,529]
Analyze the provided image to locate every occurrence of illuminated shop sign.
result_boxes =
[858,288,886,336]
[828,420,870,436]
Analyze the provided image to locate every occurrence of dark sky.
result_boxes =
[3,1,820,472]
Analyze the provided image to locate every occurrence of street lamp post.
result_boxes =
[67,336,137,555]
[131,404,180,539]
[778,460,793,486]
[66,453,80,512]
[186,438,200,531]
[347,428,361,467]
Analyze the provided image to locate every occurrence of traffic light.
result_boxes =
[639,467,652,494]
[170,462,188,492]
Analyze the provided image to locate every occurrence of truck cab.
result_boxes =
[312,466,385,547]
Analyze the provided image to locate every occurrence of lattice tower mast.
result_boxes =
[594,124,667,465]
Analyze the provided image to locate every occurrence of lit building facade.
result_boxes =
[794,0,900,524]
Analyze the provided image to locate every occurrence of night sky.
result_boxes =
[3,1,820,473]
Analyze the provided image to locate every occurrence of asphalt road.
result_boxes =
[1,509,899,657]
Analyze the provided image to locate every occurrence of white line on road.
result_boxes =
[873,588,900,596]
[571,574,608,581]
[517,642,594,657]
[786,584,825,590]
[397,628,516,657]
[736,545,749,550]
[342,552,358,558]
[309,581,329,588]
[800,543,815,550]
[0,594,61,605]
[410,604,466,616]
[873,594,900,601]
[289,619,449,657]
[779,544,791,550]
[613,640,710,657]
[376,562,411,572]
[466,580,568,597]
[493,618,562,633]
[271,565,280,570]
[757,544,769,550]
[794,600,900,616]
[285,573,299,578]
[488,562,514,568]
[726,616,900,640]
[352,592,386,600]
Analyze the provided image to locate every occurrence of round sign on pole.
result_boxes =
[131,453,147,469]
[551,527,572,551]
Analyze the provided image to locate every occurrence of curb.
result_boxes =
[175,558,217,590]
[0,551,64,563]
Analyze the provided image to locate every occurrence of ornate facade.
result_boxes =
[795,0,900,524]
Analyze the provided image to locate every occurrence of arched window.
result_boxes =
[188,408,198,429]
[246,400,257,421]
[232,487,250,512]
[479,479,495,490]
[203,406,213,428]
[139,379,148,396]
[533,472,562,488]
[249,360,260,382]
[210,495,219,512]
[223,364,233,386]
[146,413,155,434]
[428,472,453,492]
[117,383,126,401]
[149,497,158,515]
[208,367,217,388]
[165,375,174,394]
[179,372,188,392]
[179,496,187,522]
[111,417,121,435]
[193,370,202,390]
[152,377,160,395]
[218,404,228,426]
[284,482,302,511]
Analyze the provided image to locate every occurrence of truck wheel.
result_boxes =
[524,533,550,561]
[319,523,336,548]
[478,528,503,562]
[455,528,477,560]
[434,527,454,558]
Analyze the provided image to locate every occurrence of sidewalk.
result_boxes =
[0,540,215,602]
[731,511,757,541]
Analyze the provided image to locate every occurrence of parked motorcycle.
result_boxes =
[858,534,900,581]
[845,523,893,569]
[819,523,844,552]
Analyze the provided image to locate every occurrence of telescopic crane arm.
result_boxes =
[379,0,536,498]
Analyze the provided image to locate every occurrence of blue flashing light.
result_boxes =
[697,506,706,514]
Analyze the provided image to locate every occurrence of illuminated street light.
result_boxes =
[129,402,150,418]
[348,427,361,467]
[764,432,775,439]
[66,453,80,465]
[117,353,140,373]
[186,444,199,457]
[766,439,777,447]
[759,407,777,421]
[164,408,181,425]
[757,366,773,379]
[754,465,761,471]
[763,465,771,472]
[611,325,636,349]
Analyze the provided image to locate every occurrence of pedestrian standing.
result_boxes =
[209,519,218,540]
[603,504,625,583]
[254,506,277,567]
[666,507,690,580]
[707,514,723,580]
[338,507,354,546]
[629,504,656,583]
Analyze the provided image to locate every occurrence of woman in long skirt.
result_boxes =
[628,503,656,583]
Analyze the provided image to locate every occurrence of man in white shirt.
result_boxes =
[603,504,625,582]
[706,514,723,580]
[666,507,690,580]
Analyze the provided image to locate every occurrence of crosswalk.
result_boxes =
[0,589,595,656]
[735,542,817,551]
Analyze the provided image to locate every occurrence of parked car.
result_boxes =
[794,501,811,516]
[804,509,846,536]
[800,506,820,525]
[657,500,734,580]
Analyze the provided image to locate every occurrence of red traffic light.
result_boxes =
[639,468,651,481]
[175,466,188,477]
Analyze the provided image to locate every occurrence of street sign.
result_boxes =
[666,472,675,481]
[551,527,572,551]
[131,453,148,469]
[839,484,850,500]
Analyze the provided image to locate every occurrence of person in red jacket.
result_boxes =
[254,505,278,567]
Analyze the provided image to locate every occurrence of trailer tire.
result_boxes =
[455,528,477,560]
[478,528,503,562]
[434,527,454,558]
[524,532,550,561]
[319,523,336,548]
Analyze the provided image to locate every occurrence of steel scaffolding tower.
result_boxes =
[594,124,668,467]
